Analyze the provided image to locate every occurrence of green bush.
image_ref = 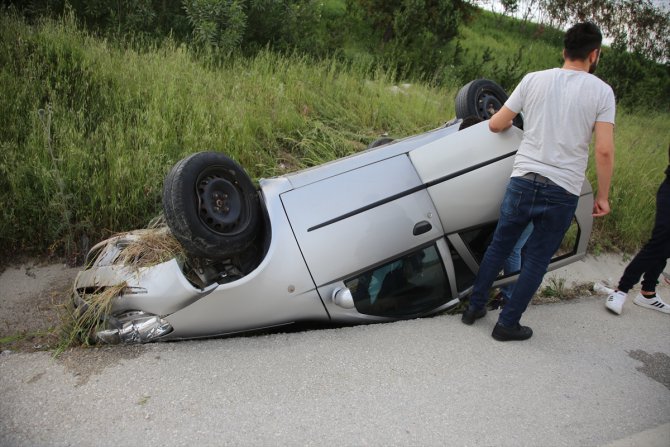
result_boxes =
[183,0,247,55]
[345,0,474,78]
[598,40,670,112]
[6,0,192,41]
[8,0,327,57]
[444,42,527,91]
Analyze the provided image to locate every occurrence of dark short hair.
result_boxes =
[564,22,602,60]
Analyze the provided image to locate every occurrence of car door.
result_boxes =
[280,154,458,320]
[408,122,593,296]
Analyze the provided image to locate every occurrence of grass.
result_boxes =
[53,225,187,351]
[0,9,667,260]
[587,112,669,253]
[535,278,594,304]
[0,12,454,259]
[137,395,151,406]
[539,277,567,298]
[56,282,126,353]
[116,225,186,267]
[457,11,564,66]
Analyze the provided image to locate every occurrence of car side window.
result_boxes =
[344,245,451,317]
[459,222,497,264]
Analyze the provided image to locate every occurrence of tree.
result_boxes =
[538,0,670,62]
[500,0,519,16]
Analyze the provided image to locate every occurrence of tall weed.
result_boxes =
[0,11,666,258]
[0,12,454,258]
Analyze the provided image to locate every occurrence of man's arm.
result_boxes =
[488,106,518,133]
[592,121,615,217]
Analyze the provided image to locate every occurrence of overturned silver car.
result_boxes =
[73,80,594,344]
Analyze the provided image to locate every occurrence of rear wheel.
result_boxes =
[162,152,261,260]
[455,79,523,129]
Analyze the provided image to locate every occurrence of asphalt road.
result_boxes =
[1,295,669,447]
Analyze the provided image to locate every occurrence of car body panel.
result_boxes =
[161,177,330,339]
[75,258,216,316]
[281,154,444,285]
[409,122,521,233]
[73,120,595,343]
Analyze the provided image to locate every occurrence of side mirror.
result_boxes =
[331,287,354,309]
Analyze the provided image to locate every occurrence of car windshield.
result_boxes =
[344,245,451,317]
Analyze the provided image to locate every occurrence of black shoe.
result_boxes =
[491,322,533,341]
[461,307,486,325]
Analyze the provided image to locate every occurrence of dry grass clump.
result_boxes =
[116,227,185,268]
[57,282,126,353]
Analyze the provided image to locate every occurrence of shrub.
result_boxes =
[598,39,670,112]
[346,0,474,78]
[8,0,326,58]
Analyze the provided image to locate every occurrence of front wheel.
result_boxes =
[162,152,261,260]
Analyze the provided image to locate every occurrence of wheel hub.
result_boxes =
[476,90,503,119]
[197,176,243,233]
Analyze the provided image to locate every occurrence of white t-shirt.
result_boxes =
[505,68,616,195]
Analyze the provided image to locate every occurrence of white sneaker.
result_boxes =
[633,293,670,314]
[605,290,627,315]
[593,282,614,295]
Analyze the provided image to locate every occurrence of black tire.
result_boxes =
[162,152,261,260]
[367,137,395,149]
[455,79,523,129]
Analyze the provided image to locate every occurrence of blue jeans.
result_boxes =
[468,177,579,327]
[499,222,534,300]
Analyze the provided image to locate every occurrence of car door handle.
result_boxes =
[413,221,432,236]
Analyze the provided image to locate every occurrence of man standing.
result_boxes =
[461,22,616,341]
[604,145,670,315]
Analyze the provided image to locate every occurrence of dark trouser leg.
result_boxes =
[618,179,670,293]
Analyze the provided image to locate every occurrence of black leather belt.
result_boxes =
[521,172,558,187]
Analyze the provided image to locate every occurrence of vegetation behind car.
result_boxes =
[0,6,667,262]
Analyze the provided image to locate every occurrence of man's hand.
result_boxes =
[592,196,610,217]
[488,106,518,133]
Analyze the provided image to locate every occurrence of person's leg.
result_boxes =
[633,179,670,313]
[639,259,669,295]
[608,178,670,314]
[640,180,670,293]
[497,184,578,329]
[617,180,670,293]
[498,222,534,301]
[464,178,533,320]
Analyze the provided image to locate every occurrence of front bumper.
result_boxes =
[73,232,216,343]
